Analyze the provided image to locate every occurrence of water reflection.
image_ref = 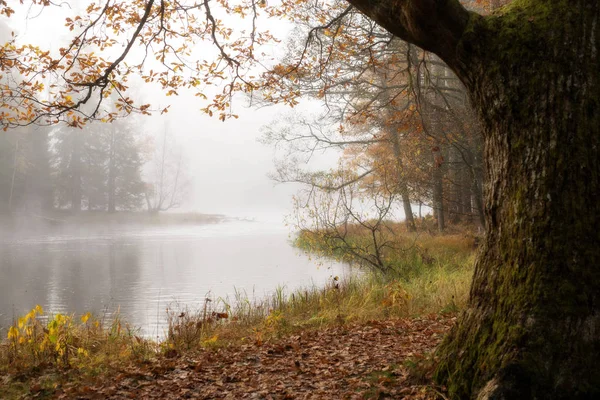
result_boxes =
[0,221,350,337]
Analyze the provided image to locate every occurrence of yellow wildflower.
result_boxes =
[81,312,91,324]
[7,326,19,339]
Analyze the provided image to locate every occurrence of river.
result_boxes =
[0,218,350,338]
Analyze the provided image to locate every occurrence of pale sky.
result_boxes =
[1,2,339,222]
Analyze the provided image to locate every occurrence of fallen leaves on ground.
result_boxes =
[44,314,456,399]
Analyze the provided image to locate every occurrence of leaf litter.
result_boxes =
[31,314,456,399]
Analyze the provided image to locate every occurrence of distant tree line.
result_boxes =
[0,119,186,216]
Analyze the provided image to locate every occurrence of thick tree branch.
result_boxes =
[345,0,472,69]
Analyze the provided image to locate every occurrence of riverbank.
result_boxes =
[0,229,476,399]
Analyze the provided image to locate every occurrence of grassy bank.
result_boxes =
[0,226,477,398]
[295,220,478,276]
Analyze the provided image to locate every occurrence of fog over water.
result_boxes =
[0,219,351,337]
[0,3,349,336]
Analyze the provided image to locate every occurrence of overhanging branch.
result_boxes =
[345,0,473,70]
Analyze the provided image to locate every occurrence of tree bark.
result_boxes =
[436,2,600,397]
[390,128,417,231]
[400,188,416,231]
[458,167,470,216]
[432,147,445,232]
[432,165,445,232]
[347,0,600,398]
[470,166,485,230]
[448,145,462,224]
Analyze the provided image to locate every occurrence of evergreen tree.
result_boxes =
[52,120,146,212]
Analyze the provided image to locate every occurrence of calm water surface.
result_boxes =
[0,219,350,337]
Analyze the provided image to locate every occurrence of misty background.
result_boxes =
[0,3,351,334]
[0,2,335,223]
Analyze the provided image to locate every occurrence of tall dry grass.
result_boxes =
[164,228,476,352]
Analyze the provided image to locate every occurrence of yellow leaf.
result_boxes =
[203,335,218,345]
[81,312,91,324]
[7,326,19,339]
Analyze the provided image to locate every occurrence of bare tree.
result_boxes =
[144,127,188,213]
[293,166,405,274]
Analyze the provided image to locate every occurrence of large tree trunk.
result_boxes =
[347,0,599,398]
[434,2,600,398]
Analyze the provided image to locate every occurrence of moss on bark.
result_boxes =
[434,1,600,398]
